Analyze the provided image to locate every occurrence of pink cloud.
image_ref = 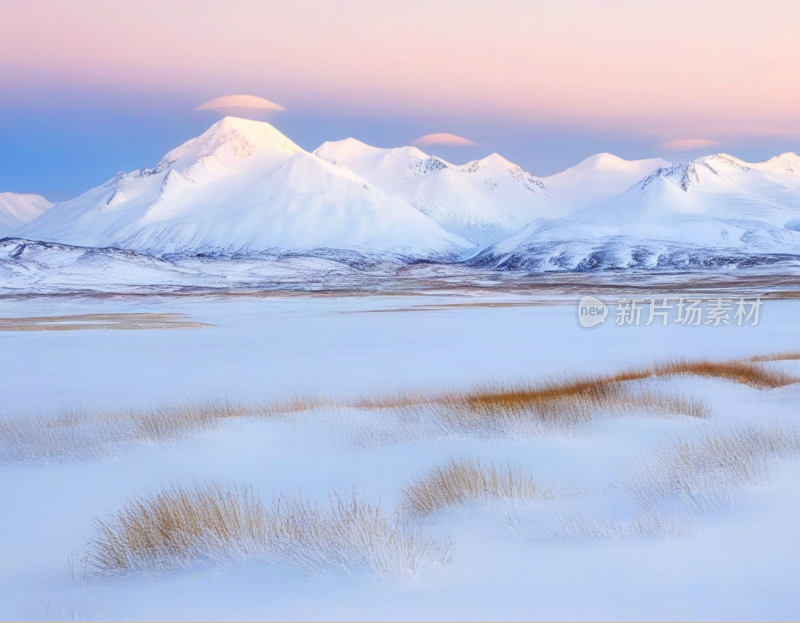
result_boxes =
[658,138,721,151]
[197,95,286,114]
[412,133,475,147]
[3,2,800,135]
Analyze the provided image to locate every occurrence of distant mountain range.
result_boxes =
[0,192,52,237]
[4,117,800,278]
[472,153,800,271]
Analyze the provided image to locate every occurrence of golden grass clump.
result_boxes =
[401,457,548,517]
[86,483,452,577]
[87,483,268,573]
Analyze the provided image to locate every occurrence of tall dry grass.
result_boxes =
[401,457,548,517]
[349,356,797,438]
[86,483,452,577]
[429,382,709,436]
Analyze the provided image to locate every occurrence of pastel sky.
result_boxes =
[2,0,799,199]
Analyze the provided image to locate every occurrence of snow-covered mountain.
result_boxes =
[8,118,800,281]
[314,139,559,246]
[16,118,473,260]
[472,153,800,271]
[0,192,52,237]
[541,153,671,213]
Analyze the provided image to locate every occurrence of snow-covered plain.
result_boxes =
[2,293,800,621]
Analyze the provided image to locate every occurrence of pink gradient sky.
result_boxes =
[3,0,799,136]
[1,0,799,199]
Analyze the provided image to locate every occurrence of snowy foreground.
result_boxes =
[2,294,800,621]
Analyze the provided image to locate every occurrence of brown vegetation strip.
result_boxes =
[747,351,800,363]
[357,358,797,414]
[0,313,210,331]
[1,354,796,462]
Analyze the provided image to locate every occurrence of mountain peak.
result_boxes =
[479,153,518,169]
[759,152,800,178]
[542,154,672,212]
[581,152,625,168]
[0,191,53,236]
[573,153,671,173]
[155,116,302,174]
[696,153,750,169]
[315,138,430,166]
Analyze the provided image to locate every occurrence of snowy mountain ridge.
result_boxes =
[4,117,800,277]
[315,139,559,246]
[14,118,473,260]
[473,151,800,271]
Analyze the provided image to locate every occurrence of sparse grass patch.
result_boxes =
[747,351,800,363]
[401,457,548,517]
[534,507,690,541]
[0,396,325,463]
[86,483,452,577]
[622,424,800,511]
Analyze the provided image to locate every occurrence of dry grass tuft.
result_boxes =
[401,457,548,517]
[87,483,268,574]
[623,424,800,511]
[86,483,452,577]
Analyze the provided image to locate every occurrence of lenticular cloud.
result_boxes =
[412,133,475,147]
[197,95,287,114]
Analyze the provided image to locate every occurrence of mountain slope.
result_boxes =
[472,153,800,271]
[314,139,559,246]
[17,118,473,259]
[541,153,671,213]
[0,192,52,237]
